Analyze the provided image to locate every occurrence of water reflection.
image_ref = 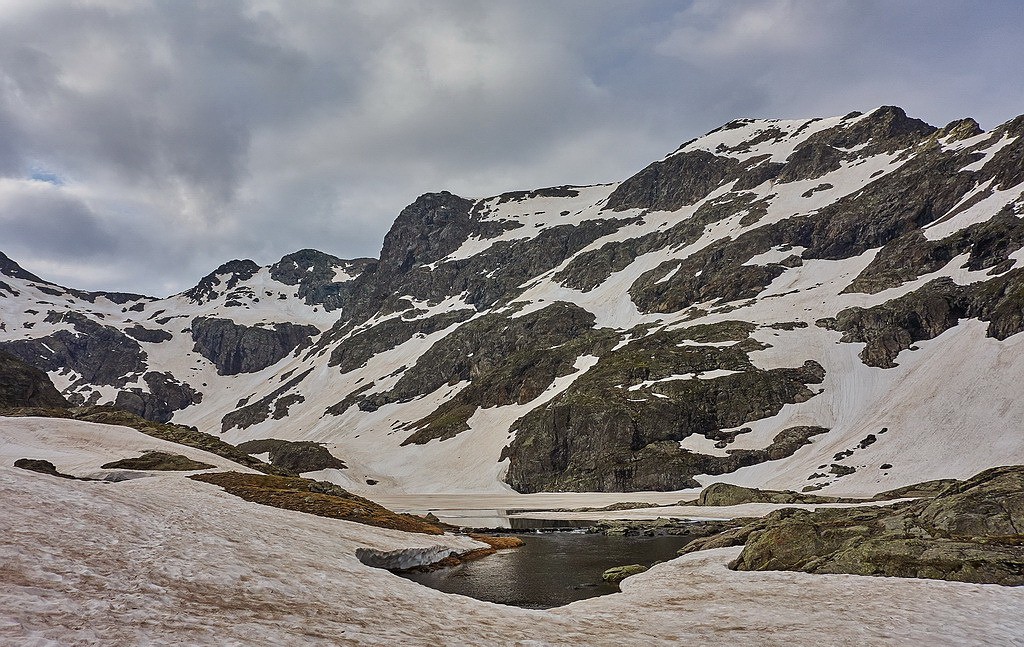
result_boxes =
[398,533,693,609]
[421,508,595,530]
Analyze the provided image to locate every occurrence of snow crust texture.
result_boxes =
[2,422,1022,647]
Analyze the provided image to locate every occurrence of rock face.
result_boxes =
[501,319,827,492]
[182,260,261,305]
[191,317,319,375]
[13,458,82,479]
[2,312,147,387]
[728,465,1024,585]
[0,351,69,408]
[236,439,346,473]
[605,150,745,212]
[221,369,313,432]
[114,372,201,423]
[822,268,1024,367]
[269,249,373,310]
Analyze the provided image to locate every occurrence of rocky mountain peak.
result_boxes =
[0,251,45,283]
[377,191,477,274]
[858,105,937,140]
[267,249,373,311]
[937,117,983,142]
[181,259,261,304]
[270,249,346,285]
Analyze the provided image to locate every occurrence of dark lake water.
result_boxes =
[398,532,693,609]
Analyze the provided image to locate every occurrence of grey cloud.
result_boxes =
[0,183,114,260]
[0,1,1021,295]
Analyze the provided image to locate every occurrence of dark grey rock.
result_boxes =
[191,317,319,375]
[221,368,313,432]
[269,249,373,311]
[0,351,69,408]
[236,438,346,473]
[182,259,260,305]
[124,325,173,343]
[114,371,201,423]
[328,309,474,374]
[2,313,147,387]
[605,150,744,212]
[502,322,827,492]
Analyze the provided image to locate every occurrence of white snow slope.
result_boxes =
[2,417,1022,646]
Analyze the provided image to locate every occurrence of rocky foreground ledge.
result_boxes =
[682,465,1024,585]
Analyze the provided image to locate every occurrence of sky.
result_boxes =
[0,0,1022,296]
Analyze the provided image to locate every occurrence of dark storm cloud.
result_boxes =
[0,0,1021,295]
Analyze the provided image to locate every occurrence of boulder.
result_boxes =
[697,482,841,506]
[100,451,214,471]
[729,465,1024,586]
[601,564,649,584]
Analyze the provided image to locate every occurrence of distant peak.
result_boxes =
[181,259,260,304]
[0,251,45,283]
[276,249,343,265]
[212,259,261,276]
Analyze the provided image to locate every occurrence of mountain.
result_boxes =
[3,106,1023,496]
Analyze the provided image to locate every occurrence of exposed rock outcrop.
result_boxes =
[696,483,843,506]
[191,317,319,375]
[269,249,373,311]
[684,466,1024,586]
[328,309,474,374]
[2,312,147,387]
[1,406,288,476]
[14,458,93,480]
[602,564,648,584]
[189,471,444,534]
[236,438,346,473]
[100,451,215,471]
[0,351,69,408]
[114,371,202,423]
[124,325,173,343]
[502,320,827,492]
[821,267,1024,367]
[221,368,313,432]
[182,259,261,305]
[605,150,745,212]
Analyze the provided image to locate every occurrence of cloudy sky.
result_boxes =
[1,0,1022,296]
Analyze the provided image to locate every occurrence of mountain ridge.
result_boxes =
[2,105,1023,496]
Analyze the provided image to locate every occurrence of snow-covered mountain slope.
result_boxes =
[0,248,369,422]
[3,106,1024,497]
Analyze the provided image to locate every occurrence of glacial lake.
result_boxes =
[398,532,695,609]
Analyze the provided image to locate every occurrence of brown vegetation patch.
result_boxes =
[188,471,444,535]
[468,534,526,549]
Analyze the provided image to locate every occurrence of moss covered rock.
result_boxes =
[100,451,214,471]
[601,564,649,584]
[727,465,1024,586]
